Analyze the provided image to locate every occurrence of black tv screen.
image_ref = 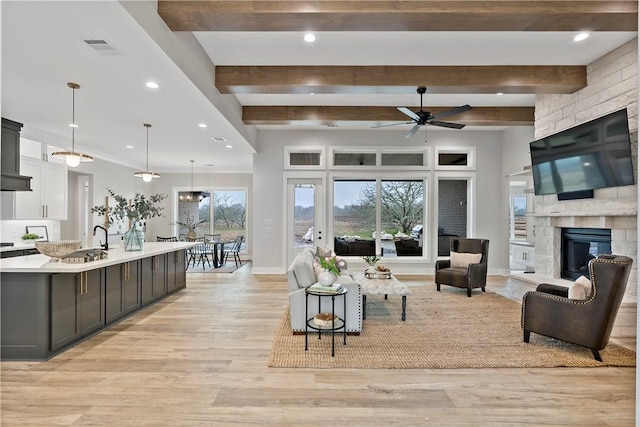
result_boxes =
[530,108,635,196]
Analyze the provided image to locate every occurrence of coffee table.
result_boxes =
[353,272,411,321]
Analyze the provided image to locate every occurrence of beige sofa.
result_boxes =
[286,249,362,334]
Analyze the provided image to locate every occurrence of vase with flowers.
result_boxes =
[174,215,208,240]
[92,189,167,251]
[314,252,345,286]
[361,255,381,273]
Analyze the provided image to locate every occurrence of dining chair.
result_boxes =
[156,236,177,242]
[187,237,212,270]
[223,235,244,267]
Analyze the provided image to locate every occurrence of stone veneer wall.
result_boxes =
[533,38,638,300]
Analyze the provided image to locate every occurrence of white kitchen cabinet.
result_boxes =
[510,241,535,272]
[14,156,67,220]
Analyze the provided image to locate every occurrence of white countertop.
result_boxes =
[0,242,197,273]
[0,243,36,253]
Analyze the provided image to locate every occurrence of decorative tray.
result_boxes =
[364,269,392,279]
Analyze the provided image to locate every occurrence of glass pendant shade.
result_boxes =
[134,123,160,181]
[52,83,94,167]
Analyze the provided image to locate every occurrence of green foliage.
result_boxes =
[92,189,167,228]
[361,255,381,266]
[21,233,40,240]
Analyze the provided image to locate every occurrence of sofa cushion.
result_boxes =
[292,252,317,289]
[568,275,592,300]
[450,251,482,268]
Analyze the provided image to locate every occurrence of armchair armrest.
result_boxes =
[535,283,569,297]
[435,259,451,271]
[467,262,487,286]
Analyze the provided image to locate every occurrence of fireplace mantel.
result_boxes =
[534,210,636,217]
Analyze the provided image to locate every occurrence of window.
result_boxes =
[509,181,528,240]
[176,189,247,250]
[333,179,425,258]
[284,147,325,169]
[294,184,315,250]
[212,190,247,251]
[434,147,476,170]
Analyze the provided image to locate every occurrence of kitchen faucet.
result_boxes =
[93,225,108,251]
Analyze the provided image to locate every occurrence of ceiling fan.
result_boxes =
[373,86,472,138]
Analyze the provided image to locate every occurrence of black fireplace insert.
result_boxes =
[561,228,611,280]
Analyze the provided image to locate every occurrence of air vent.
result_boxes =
[83,39,122,55]
[210,137,227,143]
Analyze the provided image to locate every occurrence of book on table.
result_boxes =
[309,283,344,293]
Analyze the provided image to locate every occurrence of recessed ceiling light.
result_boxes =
[145,81,159,89]
[496,92,504,96]
[225,144,233,149]
[574,33,590,42]
[125,145,134,149]
[304,33,316,43]
[198,123,207,128]
[309,92,315,96]
[68,123,78,128]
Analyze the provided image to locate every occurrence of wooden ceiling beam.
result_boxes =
[243,106,534,126]
[158,1,637,32]
[216,66,586,94]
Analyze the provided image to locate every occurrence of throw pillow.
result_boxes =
[568,275,592,300]
[450,251,482,268]
[292,255,316,289]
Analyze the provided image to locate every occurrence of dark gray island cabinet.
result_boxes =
[1,243,191,361]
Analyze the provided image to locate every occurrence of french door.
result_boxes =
[286,177,325,267]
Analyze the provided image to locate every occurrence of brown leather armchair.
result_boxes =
[521,254,633,361]
[435,238,489,297]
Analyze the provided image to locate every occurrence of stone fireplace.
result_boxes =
[532,202,637,302]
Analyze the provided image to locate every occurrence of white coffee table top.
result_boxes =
[353,271,412,296]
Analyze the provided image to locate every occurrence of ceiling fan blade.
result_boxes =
[430,104,472,120]
[397,107,420,121]
[405,124,421,138]
[429,120,466,129]
[371,121,413,128]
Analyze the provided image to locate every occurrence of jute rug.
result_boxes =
[268,286,636,369]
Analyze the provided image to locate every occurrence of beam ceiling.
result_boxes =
[158,1,638,32]
[157,1,632,128]
[243,106,534,126]
[216,66,586,95]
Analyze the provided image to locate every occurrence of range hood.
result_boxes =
[1,118,32,191]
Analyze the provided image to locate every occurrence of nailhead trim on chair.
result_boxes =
[520,257,631,329]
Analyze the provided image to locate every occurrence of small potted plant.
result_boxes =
[361,255,381,272]
[21,233,41,244]
[174,215,208,240]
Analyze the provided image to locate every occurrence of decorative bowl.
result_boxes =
[314,312,339,327]
[35,240,83,261]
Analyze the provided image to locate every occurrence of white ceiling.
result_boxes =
[1,1,637,173]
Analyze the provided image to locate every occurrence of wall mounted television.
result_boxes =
[529,108,635,196]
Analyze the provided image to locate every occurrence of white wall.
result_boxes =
[252,127,534,274]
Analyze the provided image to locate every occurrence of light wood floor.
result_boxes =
[1,267,636,426]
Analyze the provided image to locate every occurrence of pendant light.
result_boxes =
[179,160,207,201]
[133,123,160,182]
[52,82,94,167]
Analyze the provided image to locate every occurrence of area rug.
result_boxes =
[186,261,247,273]
[268,286,636,369]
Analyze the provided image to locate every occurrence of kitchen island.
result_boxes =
[1,242,196,361]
